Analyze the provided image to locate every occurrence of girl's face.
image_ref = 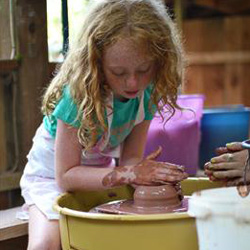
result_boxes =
[102,38,155,101]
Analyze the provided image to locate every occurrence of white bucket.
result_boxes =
[188,187,250,250]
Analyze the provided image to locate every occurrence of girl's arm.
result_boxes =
[55,119,150,192]
[119,119,152,166]
[55,119,115,191]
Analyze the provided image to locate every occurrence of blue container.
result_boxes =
[199,106,250,168]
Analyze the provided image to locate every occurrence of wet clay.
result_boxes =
[90,184,188,215]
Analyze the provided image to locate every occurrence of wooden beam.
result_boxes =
[187,51,250,65]
[0,60,19,75]
[174,0,183,30]
[195,0,250,14]
[0,172,22,192]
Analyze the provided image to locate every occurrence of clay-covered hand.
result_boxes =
[102,147,188,187]
[204,142,250,186]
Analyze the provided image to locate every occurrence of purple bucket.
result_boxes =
[144,94,205,176]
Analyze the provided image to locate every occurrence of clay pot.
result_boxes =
[133,185,181,209]
[91,184,187,215]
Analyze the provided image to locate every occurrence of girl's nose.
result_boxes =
[125,74,138,89]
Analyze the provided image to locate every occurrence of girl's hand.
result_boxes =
[102,147,188,187]
[204,144,249,186]
[131,147,188,185]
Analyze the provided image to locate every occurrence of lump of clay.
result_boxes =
[90,184,188,215]
[133,185,181,208]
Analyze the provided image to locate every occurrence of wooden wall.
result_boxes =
[183,16,250,107]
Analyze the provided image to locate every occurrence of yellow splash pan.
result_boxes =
[54,177,222,250]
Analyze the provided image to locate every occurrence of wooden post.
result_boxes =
[0,0,12,173]
[0,0,12,59]
[16,0,49,168]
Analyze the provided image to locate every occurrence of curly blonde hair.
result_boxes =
[42,0,185,151]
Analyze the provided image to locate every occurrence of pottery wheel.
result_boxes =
[90,184,189,215]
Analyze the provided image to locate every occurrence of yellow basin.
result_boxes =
[54,177,222,250]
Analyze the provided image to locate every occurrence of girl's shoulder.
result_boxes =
[52,85,80,127]
[58,85,77,109]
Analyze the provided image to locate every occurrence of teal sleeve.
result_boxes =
[53,86,81,128]
[144,85,157,120]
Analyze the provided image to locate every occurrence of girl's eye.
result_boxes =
[114,72,124,76]
[112,71,125,77]
[137,65,151,74]
[138,69,148,74]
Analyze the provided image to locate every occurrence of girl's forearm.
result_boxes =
[58,153,188,191]
[56,158,142,192]
[57,165,117,192]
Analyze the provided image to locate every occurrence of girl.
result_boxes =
[20,0,188,249]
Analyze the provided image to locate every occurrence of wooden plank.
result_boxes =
[184,16,250,52]
[0,60,19,75]
[183,19,204,52]
[223,17,245,106]
[185,65,225,107]
[0,0,11,59]
[241,17,250,51]
[0,172,22,192]
[183,16,250,107]
[224,17,244,51]
[224,64,243,105]
[183,18,225,52]
[0,0,12,174]
[201,65,226,106]
[0,207,28,241]
[242,64,250,107]
[187,51,250,65]
[184,65,204,94]
[0,79,7,173]
[195,0,250,14]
